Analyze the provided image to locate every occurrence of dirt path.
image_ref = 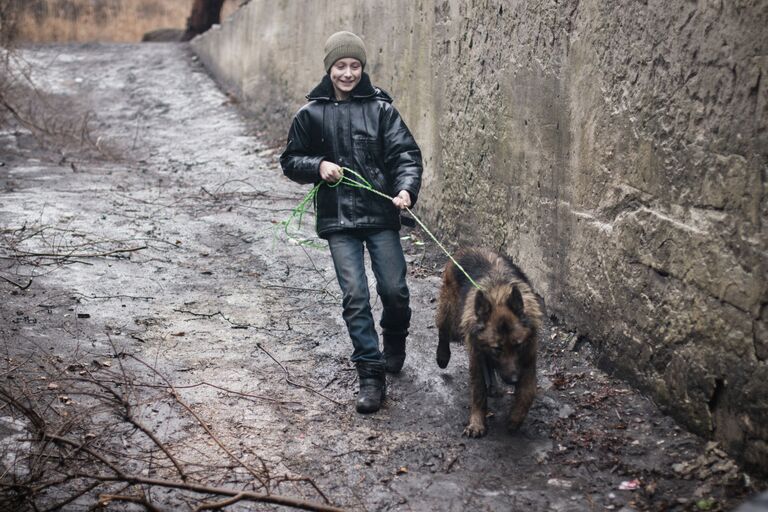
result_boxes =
[0,43,763,511]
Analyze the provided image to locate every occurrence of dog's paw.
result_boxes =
[436,348,451,369]
[507,415,525,432]
[462,422,487,438]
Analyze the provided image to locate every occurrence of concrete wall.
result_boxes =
[192,0,767,472]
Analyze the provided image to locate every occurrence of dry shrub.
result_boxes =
[0,345,338,511]
[0,0,20,130]
[0,0,20,46]
[0,3,121,161]
[0,47,109,160]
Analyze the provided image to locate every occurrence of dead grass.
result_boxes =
[0,0,20,46]
[13,0,240,43]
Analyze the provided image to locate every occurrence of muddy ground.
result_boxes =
[0,43,765,511]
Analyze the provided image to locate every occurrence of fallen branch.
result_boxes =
[256,343,344,407]
[8,245,148,258]
[39,480,104,512]
[0,385,46,430]
[41,434,345,512]
[91,373,188,481]
[128,355,270,488]
[331,449,380,458]
[61,373,300,406]
[86,294,155,301]
[99,493,166,512]
[80,473,346,512]
[261,284,329,294]
[274,475,332,505]
[172,308,249,329]
[0,273,32,289]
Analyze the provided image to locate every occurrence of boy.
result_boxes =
[280,31,423,414]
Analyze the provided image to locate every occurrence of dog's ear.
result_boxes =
[507,286,525,317]
[474,290,492,322]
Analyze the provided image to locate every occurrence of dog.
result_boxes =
[435,249,542,437]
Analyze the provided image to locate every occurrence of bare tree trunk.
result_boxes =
[183,0,225,41]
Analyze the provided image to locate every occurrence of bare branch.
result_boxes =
[127,355,270,488]
[256,343,344,407]
[78,472,346,512]
[0,273,32,289]
[39,480,104,512]
[7,245,147,259]
[99,493,167,512]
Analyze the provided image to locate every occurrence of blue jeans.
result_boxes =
[327,229,411,365]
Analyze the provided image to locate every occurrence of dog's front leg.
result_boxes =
[436,323,452,369]
[508,363,536,431]
[464,343,488,437]
[435,290,455,369]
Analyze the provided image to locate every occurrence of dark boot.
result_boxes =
[356,362,386,414]
[383,333,407,374]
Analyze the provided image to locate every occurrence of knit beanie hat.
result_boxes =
[323,31,367,72]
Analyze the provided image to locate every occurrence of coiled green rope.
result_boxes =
[283,167,482,290]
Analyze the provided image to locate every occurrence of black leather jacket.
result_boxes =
[280,73,423,238]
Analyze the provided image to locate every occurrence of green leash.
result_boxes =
[283,167,483,290]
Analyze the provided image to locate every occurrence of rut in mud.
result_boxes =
[0,43,764,511]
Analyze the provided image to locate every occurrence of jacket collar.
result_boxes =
[306,72,393,103]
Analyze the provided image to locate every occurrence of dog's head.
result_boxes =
[471,285,534,385]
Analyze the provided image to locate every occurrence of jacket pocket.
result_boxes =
[352,137,389,193]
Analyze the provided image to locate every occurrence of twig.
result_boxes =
[0,273,32,289]
[332,449,380,458]
[100,493,167,512]
[178,380,300,405]
[29,432,343,511]
[274,475,332,504]
[61,375,301,406]
[256,343,344,407]
[172,308,226,319]
[8,245,147,258]
[172,308,249,329]
[39,480,104,512]
[174,309,250,329]
[86,294,155,301]
[0,385,46,430]
[261,284,329,294]
[108,386,188,481]
[128,355,270,488]
[78,472,346,512]
[194,493,247,511]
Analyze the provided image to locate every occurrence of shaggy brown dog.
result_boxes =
[435,249,542,437]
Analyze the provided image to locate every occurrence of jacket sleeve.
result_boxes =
[280,109,324,185]
[381,105,423,206]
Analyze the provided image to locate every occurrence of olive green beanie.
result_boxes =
[323,31,367,72]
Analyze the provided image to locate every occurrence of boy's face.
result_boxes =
[329,58,362,99]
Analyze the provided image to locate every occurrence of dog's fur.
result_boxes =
[435,249,542,437]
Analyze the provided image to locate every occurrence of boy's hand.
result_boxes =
[393,190,412,210]
[319,161,342,183]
